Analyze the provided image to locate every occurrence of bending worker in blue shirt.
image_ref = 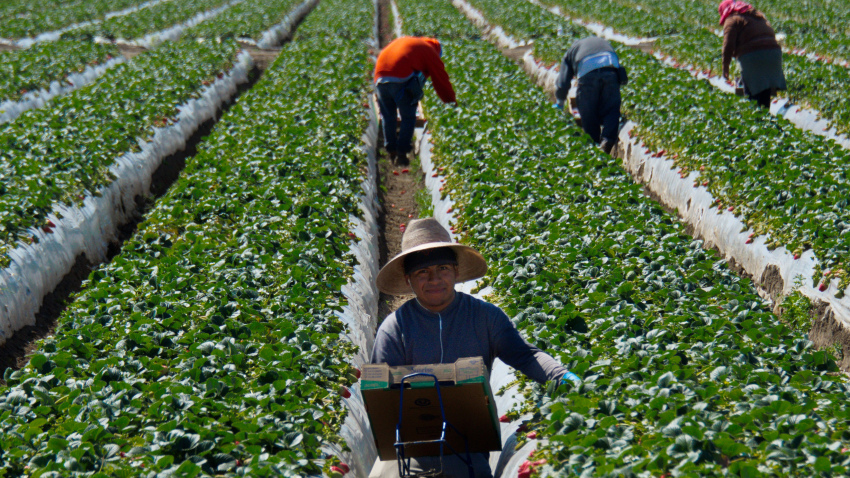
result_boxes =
[554,36,626,155]
[370,218,579,478]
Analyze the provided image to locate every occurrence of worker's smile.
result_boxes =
[406,263,458,313]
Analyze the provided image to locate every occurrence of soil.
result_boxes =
[0,43,20,52]
[375,0,427,324]
[0,50,272,382]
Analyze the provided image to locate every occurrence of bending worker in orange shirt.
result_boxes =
[374,36,456,165]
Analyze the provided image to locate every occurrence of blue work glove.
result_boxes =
[561,371,581,384]
[553,100,565,111]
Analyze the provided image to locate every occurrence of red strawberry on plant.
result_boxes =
[339,387,351,399]
[338,463,350,474]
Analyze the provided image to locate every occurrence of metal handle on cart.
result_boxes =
[395,372,474,478]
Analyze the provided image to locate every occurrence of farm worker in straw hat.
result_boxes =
[719,0,786,107]
[554,36,627,155]
[370,218,579,477]
[375,36,456,166]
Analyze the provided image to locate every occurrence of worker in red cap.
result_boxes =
[375,36,456,165]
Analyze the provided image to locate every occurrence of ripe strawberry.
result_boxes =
[348,232,356,239]
[526,431,538,439]
[393,170,399,176]
[446,207,453,213]
[703,181,709,186]
[338,463,351,474]
[728,206,734,212]
[432,172,439,177]
[339,387,351,399]
[818,282,828,292]
[408,214,413,218]
[352,368,361,379]
[745,238,753,244]
[793,253,800,260]
[402,168,409,173]
[499,414,511,423]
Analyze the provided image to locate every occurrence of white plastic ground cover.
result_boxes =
[109,0,245,49]
[0,56,124,124]
[0,51,253,346]
[460,0,850,340]
[253,0,320,49]
[6,0,171,48]
[324,86,382,478]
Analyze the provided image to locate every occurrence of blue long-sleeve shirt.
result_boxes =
[555,36,617,103]
[370,292,567,383]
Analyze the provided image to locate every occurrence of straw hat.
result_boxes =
[376,218,488,295]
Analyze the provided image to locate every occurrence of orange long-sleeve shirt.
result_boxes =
[374,36,456,104]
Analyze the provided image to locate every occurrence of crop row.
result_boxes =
[186,0,303,44]
[0,40,118,105]
[0,39,242,270]
[539,0,850,138]
[396,0,850,475]
[0,0,155,41]
[63,0,231,43]
[460,0,850,296]
[0,0,374,473]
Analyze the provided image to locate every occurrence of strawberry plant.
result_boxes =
[0,40,119,105]
[184,0,302,42]
[0,0,149,39]
[62,0,230,42]
[0,39,241,268]
[396,0,850,475]
[0,0,374,474]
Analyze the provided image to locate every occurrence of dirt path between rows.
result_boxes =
[374,0,427,325]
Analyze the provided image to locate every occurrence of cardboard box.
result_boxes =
[361,357,502,461]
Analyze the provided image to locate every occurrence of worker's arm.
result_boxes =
[489,308,568,384]
[423,51,456,104]
[721,17,741,78]
[370,314,406,365]
[554,51,576,106]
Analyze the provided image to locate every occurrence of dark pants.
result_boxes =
[376,76,424,155]
[576,68,621,144]
[749,89,772,108]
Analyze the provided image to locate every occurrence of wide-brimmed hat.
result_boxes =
[376,218,488,295]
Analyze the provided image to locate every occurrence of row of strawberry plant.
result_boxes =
[0,40,118,104]
[0,0,152,40]
[0,39,241,269]
[515,0,850,293]
[398,0,850,475]
[539,0,850,137]
[0,0,375,473]
[185,0,302,43]
[62,0,231,43]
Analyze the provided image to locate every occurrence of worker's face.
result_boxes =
[406,263,458,313]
